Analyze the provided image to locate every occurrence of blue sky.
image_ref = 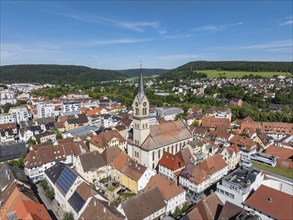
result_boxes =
[1,1,292,69]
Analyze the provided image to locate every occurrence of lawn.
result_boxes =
[196,70,289,78]
[252,161,293,179]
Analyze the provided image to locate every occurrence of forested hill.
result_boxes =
[0,65,127,84]
[117,68,169,77]
[160,61,293,79]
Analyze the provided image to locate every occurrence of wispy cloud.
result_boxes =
[193,22,243,33]
[60,12,164,33]
[85,38,153,46]
[280,20,293,26]
[210,40,292,53]
[158,53,215,61]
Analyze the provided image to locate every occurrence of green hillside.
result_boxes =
[117,68,169,77]
[160,61,293,79]
[0,64,127,84]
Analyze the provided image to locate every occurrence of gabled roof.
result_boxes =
[176,147,193,165]
[266,146,293,161]
[180,162,210,185]
[121,187,166,219]
[90,130,126,149]
[101,146,122,165]
[244,185,293,219]
[79,197,125,220]
[217,201,243,220]
[0,162,29,192]
[141,120,192,150]
[12,199,52,220]
[199,154,227,175]
[202,117,231,129]
[185,191,223,220]
[0,143,27,162]
[121,159,147,181]
[158,151,185,171]
[111,151,131,172]
[143,174,185,201]
[79,151,107,172]
[229,135,256,151]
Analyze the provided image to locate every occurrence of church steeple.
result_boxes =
[132,65,150,146]
[137,65,145,103]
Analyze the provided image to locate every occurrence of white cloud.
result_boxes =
[280,20,293,26]
[158,53,214,61]
[209,40,293,53]
[193,22,243,32]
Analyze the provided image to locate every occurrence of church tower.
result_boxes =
[132,69,150,146]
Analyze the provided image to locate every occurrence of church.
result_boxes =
[128,73,193,169]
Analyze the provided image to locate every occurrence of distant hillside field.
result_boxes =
[117,68,169,77]
[0,64,127,84]
[160,61,293,79]
[198,70,290,78]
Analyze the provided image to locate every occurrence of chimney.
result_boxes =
[94,200,96,207]
[103,207,106,213]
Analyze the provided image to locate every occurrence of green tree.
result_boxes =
[63,212,74,220]
[172,207,181,218]
[182,202,189,212]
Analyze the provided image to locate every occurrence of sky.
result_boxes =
[1,1,292,69]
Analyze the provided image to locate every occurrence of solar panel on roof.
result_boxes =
[56,166,77,195]
[68,191,86,213]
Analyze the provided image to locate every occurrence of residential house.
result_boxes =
[244,185,293,220]
[45,163,107,219]
[9,106,29,124]
[0,182,52,220]
[205,107,232,121]
[182,191,223,220]
[220,145,240,170]
[229,135,257,162]
[229,98,243,106]
[143,174,186,215]
[24,140,88,182]
[78,196,125,220]
[0,113,15,124]
[253,133,274,151]
[117,187,166,220]
[158,151,185,183]
[120,159,156,193]
[62,101,81,113]
[201,117,231,130]
[37,102,55,118]
[0,162,29,192]
[89,130,127,153]
[64,114,88,131]
[34,131,56,144]
[216,167,264,207]
[266,146,293,169]
[74,151,108,183]
[179,154,228,194]
[155,107,184,121]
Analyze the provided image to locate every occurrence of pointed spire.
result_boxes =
[137,63,145,102]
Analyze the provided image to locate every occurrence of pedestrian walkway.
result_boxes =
[37,184,65,219]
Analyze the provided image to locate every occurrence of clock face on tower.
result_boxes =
[135,102,138,106]
[143,102,147,107]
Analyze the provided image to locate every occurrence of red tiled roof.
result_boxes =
[158,151,185,171]
[90,130,126,149]
[202,117,231,129]
[143,174,185,201]
[245,185,293,219]
[199,154,227,175]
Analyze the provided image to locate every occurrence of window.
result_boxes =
[143,108,147,115]
[171,145,174,153]
[135,108,139,115]
[152,151,155,161]
[176,144,178,152]
[158,149,161,159]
